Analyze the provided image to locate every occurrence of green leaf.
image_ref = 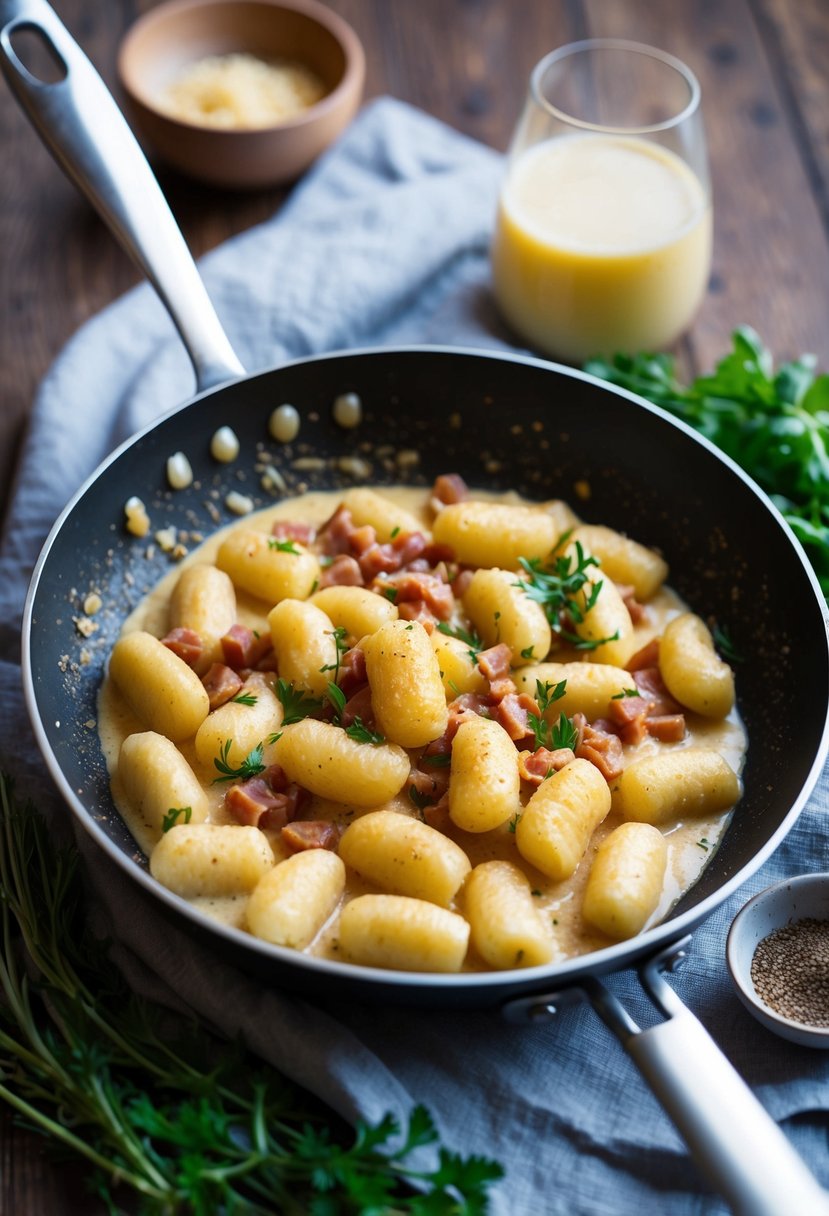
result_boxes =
[212,740,266,784]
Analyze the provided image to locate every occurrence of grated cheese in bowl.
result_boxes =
[161,52,327,129]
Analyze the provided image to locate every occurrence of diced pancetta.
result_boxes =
[432,473,469,505]
[518,747,576,784]
[161,627,203,668]
[271,520,316,546]
[221,623,272,670]
[281,820,340,852]
[201,662,244,710]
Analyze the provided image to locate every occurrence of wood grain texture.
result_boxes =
[2,0,829,1210]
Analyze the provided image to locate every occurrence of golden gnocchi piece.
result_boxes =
[515,758,611,881]
[150,823,274,898]
[340,488,424,542]
[659,613,735,718]
[430,631,488,697]
[432,500,559,570]
[168,563,236,672]
[274,719,409,807]
[464,861,555,968]
[268,599,337,696]
[582,822,668,939]
[109,630,209,741]
[363,619,448,748]
[339,810,471,906]
[568,560,634,666]
[515,661,635,720]
[216,529,319,604]
[571,524,668,601]
[612,747,741,825]
[449,717,521,833]
[339,894,470,972]
[462,567,551,662]
[246,850,345,948]
[194,675,281,773]
[310,584,398,638]
[118,731,208,839]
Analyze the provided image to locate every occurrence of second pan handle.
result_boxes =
[0,0,245,394]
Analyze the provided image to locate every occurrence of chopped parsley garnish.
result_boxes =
[162,806,192,832]
[212,740,266,784]
[611,688,641,700]
[231,692,258,706]
[345,718,386,746]
[275,679,324,724]
[516,541,619,650]
[319,625,349,682]
[549,712,579,752]
[423,752,452,767]
[267,538,300,553]
[713,624,744,664]
[508,812,521,834]
[436,620,483,665]
[527,679,569,750]
[326,682,347,720]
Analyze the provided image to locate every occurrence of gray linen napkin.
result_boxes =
[1,97,828,1216]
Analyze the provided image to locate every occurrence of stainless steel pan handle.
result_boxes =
[504,940,829,1216]
[0,0,245,393]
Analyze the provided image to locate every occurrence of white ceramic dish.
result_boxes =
[726,872,829,1048]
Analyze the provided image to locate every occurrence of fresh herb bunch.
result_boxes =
[0,773,502,1215]
[584,327,829,597]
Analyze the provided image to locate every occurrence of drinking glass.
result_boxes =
[491,39,711,364]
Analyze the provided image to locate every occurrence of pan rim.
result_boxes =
[20,343,829,996]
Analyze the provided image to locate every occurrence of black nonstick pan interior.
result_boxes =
[24,345,829,1006]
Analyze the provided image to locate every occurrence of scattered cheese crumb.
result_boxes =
[83,592,102,616]
[73,616,99,638]
[124,496,150,537]
[155,527,177,553]
[292,456,326,471]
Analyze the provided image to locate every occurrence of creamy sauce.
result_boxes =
[491,133,712,362]
[98,487,745,969]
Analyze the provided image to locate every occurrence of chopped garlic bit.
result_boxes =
[337,455,372,479]
[333,392,362,429]
[167,451,194,490]
[270,403,300,443]
[226,490,254,516]
[155,527,177,553]
[83,592,102,616]
[211,426,240,463]
[124,496,150,537]
[261,464,287,493]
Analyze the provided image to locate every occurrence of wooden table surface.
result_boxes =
[2,0,829,1210]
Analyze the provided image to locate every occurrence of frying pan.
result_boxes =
[4,2,829,1212]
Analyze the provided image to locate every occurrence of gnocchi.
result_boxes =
[100,475,746,977]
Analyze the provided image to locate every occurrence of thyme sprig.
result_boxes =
[0,772,503,1213]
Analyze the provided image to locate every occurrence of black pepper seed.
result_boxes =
[750,917,829,1027]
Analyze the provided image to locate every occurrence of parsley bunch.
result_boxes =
[585,327,829,597]
[0,772,503,1214]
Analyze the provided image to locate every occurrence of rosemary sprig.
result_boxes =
[0,772,503,1213]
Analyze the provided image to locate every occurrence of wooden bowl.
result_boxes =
[117,0,365,188]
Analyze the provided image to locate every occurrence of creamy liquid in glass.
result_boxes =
[492,133,712,363]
